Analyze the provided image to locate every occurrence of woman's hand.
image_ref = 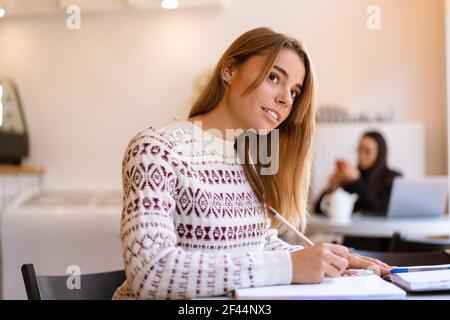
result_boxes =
[337,160,360,184]
[290,243,349,284]
[325,173,342,192]
[325,159,360,191]
[347,252,392,277]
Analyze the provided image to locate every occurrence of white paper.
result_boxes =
[234,274,406,300]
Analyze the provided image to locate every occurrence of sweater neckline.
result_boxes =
[177,119,237,148]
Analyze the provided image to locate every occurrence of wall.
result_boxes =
[0,0,446,190]
[447,0,450,194]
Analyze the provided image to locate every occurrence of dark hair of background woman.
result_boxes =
[360,131,389,192]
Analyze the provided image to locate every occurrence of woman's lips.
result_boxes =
[261,106,280,124]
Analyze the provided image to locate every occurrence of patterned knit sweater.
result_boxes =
[113,120,303,300]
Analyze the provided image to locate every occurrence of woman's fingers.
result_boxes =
[364,257,391,269]
[324,249,350,276]
[313,245,394,279]
[348,253,391,276]
[353,253,391,269]
[342,269,358,277]
[349,253,374,268]
[325,261,343,278]
[326,243,350,258]
[326,250,349,272]
[331,256,349,273]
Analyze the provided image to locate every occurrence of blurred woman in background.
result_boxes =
[315,131,402,216]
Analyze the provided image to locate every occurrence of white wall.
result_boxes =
[446,0,450,195]
[0,0,447,190]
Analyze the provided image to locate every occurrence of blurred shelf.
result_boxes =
[0,165,45,175]
[0,0,227,17]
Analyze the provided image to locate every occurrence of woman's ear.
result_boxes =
[222,57,236,84]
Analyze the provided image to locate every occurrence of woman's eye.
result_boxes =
[290,90,300,99]
[290,90,297,99]
[268,72,279,84]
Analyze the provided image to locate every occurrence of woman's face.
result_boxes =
[358,136,378,170]
[224,48,306,133]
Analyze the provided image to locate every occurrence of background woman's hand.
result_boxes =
[325,172,343,191]
[290,243,349,284]
[336,160,360,184]
[325,159,360,192]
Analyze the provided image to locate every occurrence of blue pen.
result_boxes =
[390,264,450,274]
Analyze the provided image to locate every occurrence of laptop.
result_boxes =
[387,177,449,218]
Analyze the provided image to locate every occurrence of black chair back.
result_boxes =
[21,264,126,300]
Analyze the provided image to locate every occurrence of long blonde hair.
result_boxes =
[189,27,316,233]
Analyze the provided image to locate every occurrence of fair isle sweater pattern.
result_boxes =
[113,120,302,299]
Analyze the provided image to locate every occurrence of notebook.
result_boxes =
[390,269,450,292]
[234,273,406,300]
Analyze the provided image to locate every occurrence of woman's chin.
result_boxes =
[258,128,272,135]
[255,119,277,135]
[240,118,276,135]
[359,163,371,170]
[247,125,272,135]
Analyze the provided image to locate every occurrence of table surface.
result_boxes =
[307,214,450,237]
[198,214,450,300]
[195,291,450,300]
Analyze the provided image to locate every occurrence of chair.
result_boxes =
[389,232,450,252]
[21,264,126,300]
[353,249,450,267]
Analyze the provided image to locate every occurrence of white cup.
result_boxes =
[320,188,358,223]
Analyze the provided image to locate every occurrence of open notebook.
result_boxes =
[234,273,406,300]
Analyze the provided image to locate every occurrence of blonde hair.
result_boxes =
[189,27,316,233]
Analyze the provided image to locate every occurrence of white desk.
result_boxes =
[196,291,450,300]
[307,214,450,238]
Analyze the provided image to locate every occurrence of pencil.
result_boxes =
[265,204,314,247]
[390,264,450,274]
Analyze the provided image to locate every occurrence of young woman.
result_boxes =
[113,27,391,300]
[315,131,402,216]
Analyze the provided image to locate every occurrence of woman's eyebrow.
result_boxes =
[273,65,303,90]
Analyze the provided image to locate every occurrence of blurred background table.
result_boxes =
[307,214,450,238]
[306,214,450,251]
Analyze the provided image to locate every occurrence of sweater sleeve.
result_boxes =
[264,218,304,251]
[120,131,293,299]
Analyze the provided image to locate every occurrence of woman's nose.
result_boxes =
[276,90,292,107]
